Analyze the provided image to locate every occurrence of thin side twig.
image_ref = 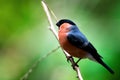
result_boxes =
[20,46,60,80]
[41,1,83,80]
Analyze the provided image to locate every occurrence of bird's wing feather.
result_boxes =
[83,42,102,58]
[67,33,86,48]
[67,32,102,58]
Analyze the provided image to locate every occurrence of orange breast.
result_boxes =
[58,23,88,58]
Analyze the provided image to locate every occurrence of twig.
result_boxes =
[20,46,60,80]
[41,1,83,80]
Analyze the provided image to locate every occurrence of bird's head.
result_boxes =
[56,19,76,28]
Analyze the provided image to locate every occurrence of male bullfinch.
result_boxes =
[56,19,114,74]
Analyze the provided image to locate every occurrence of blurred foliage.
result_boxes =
[0,0,120,80]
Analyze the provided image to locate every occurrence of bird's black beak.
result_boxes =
[56,22,60,28]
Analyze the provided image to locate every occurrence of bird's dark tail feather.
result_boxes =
[97,59,114,74]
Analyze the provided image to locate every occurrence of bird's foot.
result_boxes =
[71,58,81,70]
[67,56,72,62]
[71,62,79,70]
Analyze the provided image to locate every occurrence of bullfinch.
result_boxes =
[56,19,114,74]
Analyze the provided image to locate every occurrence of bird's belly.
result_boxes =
[59,35,87,58]
[63,43,87,58]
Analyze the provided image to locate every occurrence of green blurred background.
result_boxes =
[0,0,120,80]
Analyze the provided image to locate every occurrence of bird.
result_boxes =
[56,19,114,74]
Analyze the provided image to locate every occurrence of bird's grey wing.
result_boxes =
[67,33,87,48]
[67,32,102,58]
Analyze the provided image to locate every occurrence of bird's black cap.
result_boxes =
[56,19,76,27]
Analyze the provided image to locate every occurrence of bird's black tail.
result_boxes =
[97,59,114,74]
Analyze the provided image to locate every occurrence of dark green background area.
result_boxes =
[0,0,120,80]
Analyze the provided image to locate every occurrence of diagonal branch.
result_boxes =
[41,1,58,39]
[41,1,83,80]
